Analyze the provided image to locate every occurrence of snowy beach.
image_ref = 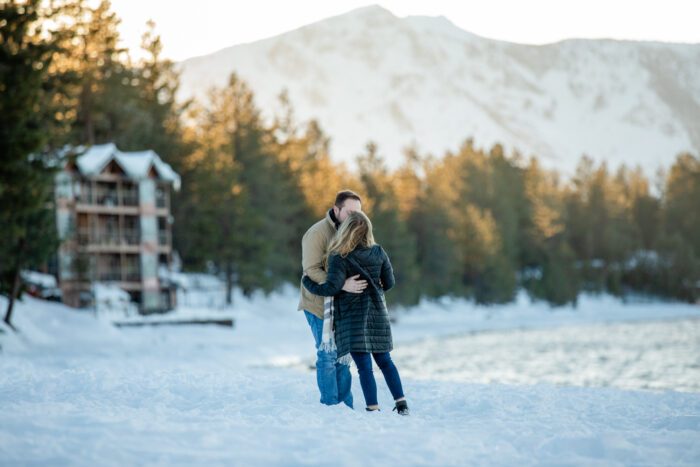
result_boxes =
[2,289,700,466]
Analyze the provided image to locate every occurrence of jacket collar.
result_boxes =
[326,208,341,230]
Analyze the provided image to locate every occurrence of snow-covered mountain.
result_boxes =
[178,5,700,174]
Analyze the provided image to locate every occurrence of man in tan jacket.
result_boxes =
[299,190,367,408]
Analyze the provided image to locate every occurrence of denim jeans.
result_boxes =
[304,310,353,408]
[351,351,404,407]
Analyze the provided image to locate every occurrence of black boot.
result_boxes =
[393,400,409,416]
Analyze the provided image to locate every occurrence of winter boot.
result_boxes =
[393,400,409,416]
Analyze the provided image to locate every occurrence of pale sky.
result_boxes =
[110,0,700,61]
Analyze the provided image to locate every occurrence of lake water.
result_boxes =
[392,318,700,393]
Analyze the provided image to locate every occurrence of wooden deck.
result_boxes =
[113,318,234,328]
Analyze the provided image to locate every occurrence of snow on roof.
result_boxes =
[73,143,181,190]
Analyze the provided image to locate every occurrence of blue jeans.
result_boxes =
[351,351,404,407]
[304,311,353,408]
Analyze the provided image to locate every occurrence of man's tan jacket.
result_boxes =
[298,210,337,318]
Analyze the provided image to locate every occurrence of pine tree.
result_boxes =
[181,74,312,302]
[271,91,353,219]
[664,153,700,255]
[357,142,420,306]
[521,157,579,305]
[392,147,423,221]
[409,151,465,298]
[439,141,519,303]
[658,152,700,301]
[262,93,316,285]
[0,0,64,328]
[120,20,189,159]
[61,0,134,146]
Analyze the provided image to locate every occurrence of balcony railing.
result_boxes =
[78,228,140,246]
[124,268,141,282]
[92,260,141,282]
[122,228,140,244]
[75,192,93,204]
[93,270,141,282]
[122,191,139,206]
[96,191,119,206]
[155,186,168,208]
[96,271,122,282]
[75,184,140,207]
[158,230,171,246]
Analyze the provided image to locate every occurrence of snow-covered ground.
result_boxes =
[396,318,700,393]
[1,287,699,466]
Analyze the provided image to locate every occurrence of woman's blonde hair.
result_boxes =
[325,211,375,267]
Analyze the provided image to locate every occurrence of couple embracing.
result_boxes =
[298,190,409,415]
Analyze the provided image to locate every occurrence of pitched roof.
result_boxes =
[72,143,181,190]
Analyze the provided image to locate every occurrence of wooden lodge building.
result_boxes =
[54,143,181,313]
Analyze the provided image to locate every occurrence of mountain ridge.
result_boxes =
[177,5,700,173]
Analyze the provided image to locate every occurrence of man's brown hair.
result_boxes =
[334,190,362,208]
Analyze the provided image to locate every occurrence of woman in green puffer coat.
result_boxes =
[302,211,409,415]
